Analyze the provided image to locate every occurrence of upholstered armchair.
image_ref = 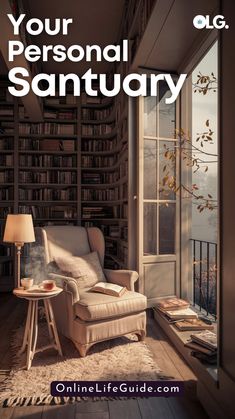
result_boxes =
[39,226,147,357]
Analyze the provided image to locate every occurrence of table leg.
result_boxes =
[32,300,38,355]
[44,299,63,356]
[18,300,32,355]
[26,300,36,370]
[44,299,53,342]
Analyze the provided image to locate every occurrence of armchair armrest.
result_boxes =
[104,269,139,291]
[48,273,80,304]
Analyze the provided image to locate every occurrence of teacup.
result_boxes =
[41,279,56,291]
[21,278,34,290]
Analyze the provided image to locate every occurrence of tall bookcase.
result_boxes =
[0,83,132,291]
[0,82,16,291]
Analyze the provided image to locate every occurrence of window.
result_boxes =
[142,81,177,256]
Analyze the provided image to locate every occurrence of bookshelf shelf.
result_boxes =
[18,134,77,139]
[19,151,77,155]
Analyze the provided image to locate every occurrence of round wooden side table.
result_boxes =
[13,286,63,370]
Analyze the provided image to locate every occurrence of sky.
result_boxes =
[191,41,218,242]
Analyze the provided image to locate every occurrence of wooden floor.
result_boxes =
[0,293,210,419]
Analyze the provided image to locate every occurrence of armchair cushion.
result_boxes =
[75,288,147,321]
[54,251,106,289]
[104,269,139,291]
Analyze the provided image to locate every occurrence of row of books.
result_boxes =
[19,123,76,135]
[0,246,12,256]
[0,206,12,218]
[185,331,217,364]
[0,187,14,200]
[120,160,128,178]
[82,172,119,184]
[82,138,118,152]
[121,225,128,241]
[81,155,117,168]
[18,188,77,201]
[19,138,76,152]
[19,205,77,219]
[81,93,111,105]
[0,122,14,133]
[0,154,13,166]
[82,205,120,219]
[0,170,14,183]
[82,106,114,121]
[120,184,128,200]
[117,243,128,264]
[103,225,120,238]
[43,109,76,120]
[19,171,77,184]
[82,123,115,136]
[19,155,77,168]
[0,138,14,150]
[44,94,77,106]
[82,187,119,201]
[0,107,14,117]
[0,88,13,103]
[122,203,128,219]
[0,260,13,276]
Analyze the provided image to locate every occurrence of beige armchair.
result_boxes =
[39,226,147,357]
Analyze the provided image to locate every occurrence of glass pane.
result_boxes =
[144,139,157,199]
[159,81,176,138]
[159,141,176,200]
[144,96,157,136]
[159,203,175,254]
[144,203,157,255]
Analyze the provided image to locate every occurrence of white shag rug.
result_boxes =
[0,321,167,407]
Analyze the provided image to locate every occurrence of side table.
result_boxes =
[13,286,63,370]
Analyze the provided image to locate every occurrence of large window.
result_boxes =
[190,42,218,317]
[143,81,177,256]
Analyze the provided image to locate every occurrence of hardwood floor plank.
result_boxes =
[168,397,210,419]
[145,322,182,380]
[12,405,43,418]
[42,403,76,418]
[75,412,109,419]
[75,400,109,413]
[0,407,15,418]
[108,399,141,419]
[138,397,175,419]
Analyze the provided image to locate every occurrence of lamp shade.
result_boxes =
[3,214,35,244]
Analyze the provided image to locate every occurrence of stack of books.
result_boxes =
[155,298,198,323]
[185,330,217,364]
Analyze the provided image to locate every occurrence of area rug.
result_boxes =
[0,321,168,407]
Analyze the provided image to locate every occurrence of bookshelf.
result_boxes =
[80,93,128,268]
[0,82,15,291]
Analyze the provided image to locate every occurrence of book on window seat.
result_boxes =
[174,318,214,331]
[156,298,189,311]
[90,282,126,297]
[157,307,198,321]
[185,340,216,355]
[190,330,217,350]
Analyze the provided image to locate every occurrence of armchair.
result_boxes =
[39,226,147,356]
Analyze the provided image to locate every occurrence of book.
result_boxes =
[158,307,198,321]
[185,341,216,355]
[190,330,217,350]
[90,282,126,297]
[174,318,214,331]
[156,298,189,311]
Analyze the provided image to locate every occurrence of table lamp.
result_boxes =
[3,214,35,289]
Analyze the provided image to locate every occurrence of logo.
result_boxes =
[193,15,229,29]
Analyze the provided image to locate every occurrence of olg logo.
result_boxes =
[193,15,229,29]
